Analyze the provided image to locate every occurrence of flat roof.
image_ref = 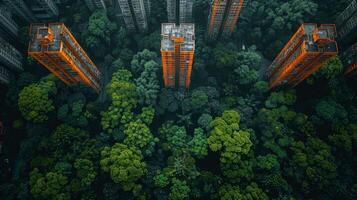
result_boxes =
[161,23,195,51]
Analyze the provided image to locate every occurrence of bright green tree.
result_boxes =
[208,110,253,164]
[101,69,138,133]
[29,168,70,200]
[124,121,157,155]
[100,143,147,192]
[18,79,55,123]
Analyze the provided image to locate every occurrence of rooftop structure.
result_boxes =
[3,0,36,22]
[341,42,357,76]
[28,23,101,92]
[117,0,150,32]
[267,23,338,89]
[0,65,10,84]
[161,23,195,88]
[84,0,107,11]
[167,0,193,24]
[0,36,23,72]
[336,0,357,40]
[207,0,248,40]
[0,5,18,38]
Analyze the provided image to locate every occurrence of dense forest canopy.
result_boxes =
[0,0,356,200]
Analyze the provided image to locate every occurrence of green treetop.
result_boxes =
[208,110,253,164]
[100,143,147,193]
[18,78,56,123]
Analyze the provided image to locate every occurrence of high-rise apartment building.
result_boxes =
[0,65,10,84]
[161,23,195,88]
[28,23,101,92]
[336,0,357,41]
[117,0,150,32]
[267,24,338,89]
[207,0,247,40]
[0,36,23,72]
[84,0,107,11]
[3,0,36,22]
[0,36,23,85]
[341,42,357,76]
[29,0,59,19]
[167,0,193,23]
[0,5,19,38]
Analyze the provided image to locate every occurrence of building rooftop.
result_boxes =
[29,23,62,52]
[161,23,195,52]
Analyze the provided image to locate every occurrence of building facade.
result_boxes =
[341,42,357,76]
[0,36,23,85]
[336,0,357,41]
[167,0,193,24]
[0,36,23,72]
[84,0,107,11]
[0,5,18,39]
[267,24,338,89]
[161,23,195,88]
[207,0,247,40]
[3,0,36,22]
[0,65,10,84]
[117,0,150,32]
[28,23,101,92]
[28,0,59,20]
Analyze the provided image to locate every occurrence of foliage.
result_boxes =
[101,69,138,133]
[29,168,70,200]
[74,159,97,187]
[100,143,147,192]
[135,60,160,106]
[169,178,190,200]
[124,121,157,156]
[188,128,208,159]
[315,98,348,124]
[84,11,117,48]
[18,79,56,123]
[208,110,253,164]
[287,138,337,193]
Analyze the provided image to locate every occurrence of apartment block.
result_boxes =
[161,23,195,88]
[207,0,247,40]
[84,0,107,11]
[336,0,357,40]
[29,0,59,19]
[0,36,23,72]
[341,42,357,76]
[28,23,101,92]
[117,0,150,32]
[0,5,18,38]
[267,24,338,89]
[3,0,36,22]
[167,0,193,23]
[0,65,10,84]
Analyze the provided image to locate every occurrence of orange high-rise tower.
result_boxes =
[28,23,101,92]
[161,23,195,88]
[207,0,247,40]
[267,24,338,89]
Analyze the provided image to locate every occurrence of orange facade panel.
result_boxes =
[28,23,101,92]
[207,0,247,40]
[345,62,357,75]
[268,24,338,89]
